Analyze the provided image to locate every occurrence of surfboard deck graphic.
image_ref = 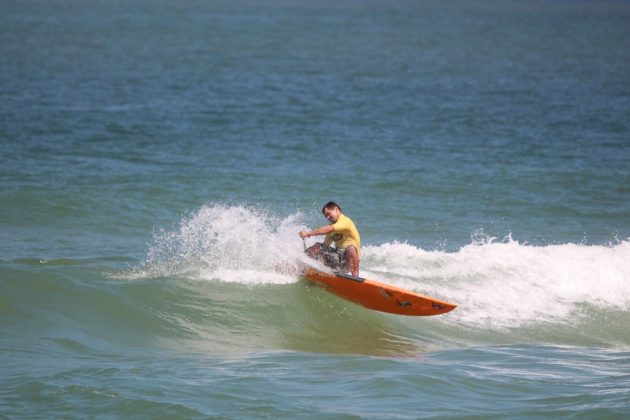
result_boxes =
[302,268,457,316]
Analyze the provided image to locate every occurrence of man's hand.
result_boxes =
[298,230,310,238]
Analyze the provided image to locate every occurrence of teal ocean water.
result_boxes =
[2,0,630,417]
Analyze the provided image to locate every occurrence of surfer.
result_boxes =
[298,201,361,277]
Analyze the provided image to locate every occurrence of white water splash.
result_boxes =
[362,237,630,328]
[125,204,313,284]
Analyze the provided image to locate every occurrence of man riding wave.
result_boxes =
[298,201,361,277]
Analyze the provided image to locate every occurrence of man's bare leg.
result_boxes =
[345,246,359,277]
[305,244,321,259]
[305,244,332,268]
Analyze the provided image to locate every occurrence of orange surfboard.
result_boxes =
[302,268,457,316]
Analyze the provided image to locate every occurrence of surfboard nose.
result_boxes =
[302,268,457,316]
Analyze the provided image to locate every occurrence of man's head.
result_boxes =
[322,201,342,223]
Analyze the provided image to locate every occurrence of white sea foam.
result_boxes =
[127,204,630,329]
[362,237,630,328]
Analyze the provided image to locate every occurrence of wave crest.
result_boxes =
[362,237,630,329]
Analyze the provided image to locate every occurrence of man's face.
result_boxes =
[323,207,341,223]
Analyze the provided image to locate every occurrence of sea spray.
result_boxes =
[129,204,313,284]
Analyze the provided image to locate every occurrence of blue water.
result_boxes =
[2,0,630,417]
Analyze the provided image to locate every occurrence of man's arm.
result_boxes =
[299,225,334,238]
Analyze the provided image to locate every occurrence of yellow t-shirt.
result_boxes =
[324,213,361,256]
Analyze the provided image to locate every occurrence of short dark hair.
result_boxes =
[322,201,341,214]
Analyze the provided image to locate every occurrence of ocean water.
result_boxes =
[2,0,630,417]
